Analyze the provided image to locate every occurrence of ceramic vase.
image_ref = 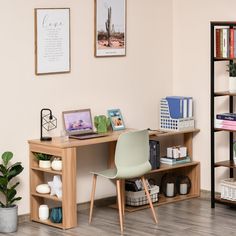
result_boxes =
[50,207,62,223]
[51,158,62,171]
[39,205,49,221]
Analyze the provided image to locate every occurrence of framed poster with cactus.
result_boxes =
[95,0,126,57]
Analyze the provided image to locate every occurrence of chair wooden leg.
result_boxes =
[121,179,125,216]
[89,174,97,224]
[141,176,158,224]
[116,179,124,232]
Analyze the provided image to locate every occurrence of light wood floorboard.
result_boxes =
[4,198,236,236]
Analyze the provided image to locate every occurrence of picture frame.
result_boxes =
[94,0,126,57]
[35,8,71,75]
[107,109,125,131]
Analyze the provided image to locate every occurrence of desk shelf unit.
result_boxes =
[124,128,200,212]
[210,21,236,208]
[29,128,200,229]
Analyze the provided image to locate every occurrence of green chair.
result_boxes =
[89,130,158,232]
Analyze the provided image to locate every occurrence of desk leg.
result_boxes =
[62,147,77,229]
[108,141,116,168]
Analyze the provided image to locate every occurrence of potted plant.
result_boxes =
[227,62,236,92]
[33,152,52,169]
[0,151,24,232]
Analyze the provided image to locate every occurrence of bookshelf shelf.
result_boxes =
[210,21,236,209]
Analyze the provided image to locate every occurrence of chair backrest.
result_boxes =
[114,130,151,179]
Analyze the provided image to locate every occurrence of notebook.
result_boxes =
[62,109,108,140]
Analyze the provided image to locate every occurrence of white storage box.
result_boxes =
[126,185,159,206]
[160,98,194,131]
[221,178,236,201]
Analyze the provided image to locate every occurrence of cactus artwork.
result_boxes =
[105,7,112,47]
[96,0,126,56]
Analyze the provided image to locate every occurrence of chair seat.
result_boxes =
[91,168,118,179]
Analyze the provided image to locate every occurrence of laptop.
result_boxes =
[62,109,108,140]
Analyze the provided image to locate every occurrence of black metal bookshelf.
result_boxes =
[210,22,235,208]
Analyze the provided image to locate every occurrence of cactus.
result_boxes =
[94,115,110,133]
[105,7,112,47]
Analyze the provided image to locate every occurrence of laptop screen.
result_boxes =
[63,109,93,134]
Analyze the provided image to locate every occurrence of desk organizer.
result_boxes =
[125,185,159,206]
[160,98,194,131]
[221,178,236,201]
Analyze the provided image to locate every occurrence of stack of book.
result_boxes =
[215,28,236,58]
[160,156,191,165]
[215,113,236,131]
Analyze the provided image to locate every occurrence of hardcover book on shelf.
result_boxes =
[160,156,191,165]
[216,113,236,121]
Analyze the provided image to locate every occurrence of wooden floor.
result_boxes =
[4,198,236,236]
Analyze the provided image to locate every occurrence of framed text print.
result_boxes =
[35,8,70,75]
[95,0,126,57]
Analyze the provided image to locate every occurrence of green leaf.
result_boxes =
[7,165,24,182]
[2,152,13,167]
[10,182,20,191]
[0,164,7,175]
[0,176,7,186]
[7,188,16,203]
[9,197,21,206]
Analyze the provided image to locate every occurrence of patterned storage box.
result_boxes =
[221,178,236,201]
[126,185,159,206]
[160,98,194,131]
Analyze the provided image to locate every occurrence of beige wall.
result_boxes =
[0,0,173,215]
[173,0,236,191]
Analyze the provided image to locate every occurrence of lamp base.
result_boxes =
[40,137,52,141]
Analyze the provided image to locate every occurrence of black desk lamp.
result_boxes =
[40,108,57,141]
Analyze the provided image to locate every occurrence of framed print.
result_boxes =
[35,8,70,75]
[95,0,126,57]
[108,109,125,130]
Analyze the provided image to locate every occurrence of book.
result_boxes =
[160,156,191,165]
[215,124,236,131]
[216,29,221,57]
[222,28,229,58]
[234,29,236,58]
[215,119,236,126]
[166,96,184,119]
[186,97,193,118]
[216,113,236,121]
[230,28,234,59]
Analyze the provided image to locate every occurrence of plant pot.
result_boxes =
[229,77,236,93]
[51,159,62,171]
[39,160,51,169]
[0,205,18,233]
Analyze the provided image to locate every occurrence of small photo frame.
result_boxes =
[108,109,125,131]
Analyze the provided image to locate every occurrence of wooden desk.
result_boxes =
[29,128,200,229]
[28,129,134,229]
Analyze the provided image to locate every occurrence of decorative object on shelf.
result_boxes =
[233,142,236,163]
[40,108,57,141]
[50,207,62,223]
[94,115,110,133]
[0,151,24,233]
[95,0,126,57]
[107,109,125,131]
[38,205,49,221]
[160,97,194,131]
[176,175,191,195]
[51,157,62,171]
[36,184,51,194]
[161,173,177,198]
[33,152,52,169]
[48,175,62,199]
[227,62,236,92]
[149,140,160,170]
[35,8,70,75]
[167,145,187,159]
